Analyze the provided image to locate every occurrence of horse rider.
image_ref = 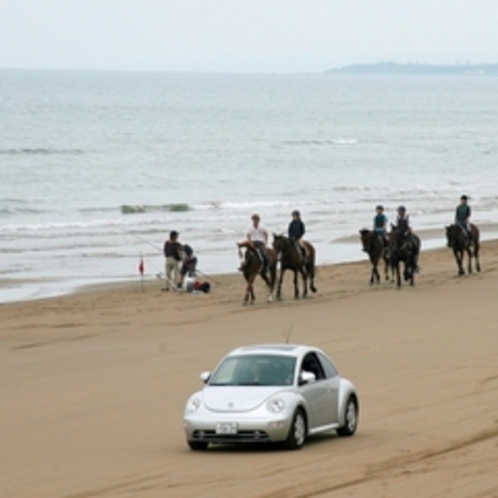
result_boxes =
[178,244,198,289]
[455,195,472,243]
[373,205,388,245]
[394,205,419,269]
[240,214,269,272]
[288,210,307,263]
[163,230,182,291]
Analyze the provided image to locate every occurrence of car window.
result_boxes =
[318,353,338,378]
[209,355,296,386]
[301,352,326,381]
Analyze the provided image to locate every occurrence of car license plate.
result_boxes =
[215,422,238,435]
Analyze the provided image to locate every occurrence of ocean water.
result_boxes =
[1,70,498,302]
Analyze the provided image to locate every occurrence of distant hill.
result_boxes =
[327,62,498,76]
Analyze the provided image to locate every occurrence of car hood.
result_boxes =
[202,386,286,412]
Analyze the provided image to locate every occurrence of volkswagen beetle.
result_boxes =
[183,344,359,450]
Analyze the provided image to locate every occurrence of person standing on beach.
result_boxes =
[241,214,269,271]
[288,210,307,262]
[455,195,472,242]
[163,231,182,291]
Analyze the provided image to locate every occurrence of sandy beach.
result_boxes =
[1,241,498,498]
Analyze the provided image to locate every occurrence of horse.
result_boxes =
[237,242,277,305]
[445,223,480,276]
[388,226,421,288]
[359,229,390,285]
[272,234,317,300]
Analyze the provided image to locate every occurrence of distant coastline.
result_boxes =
[327,62,498,76]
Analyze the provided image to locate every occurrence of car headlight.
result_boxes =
[186,397,202,413]
[266,398,286,413]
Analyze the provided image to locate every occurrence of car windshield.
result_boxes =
[209,354,296,386]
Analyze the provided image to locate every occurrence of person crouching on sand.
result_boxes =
[178,244,198,289]
[163,230,182,291]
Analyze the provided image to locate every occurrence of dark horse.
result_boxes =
[272,235,317,300]
[237,242,277,305]
[445,224,480,276]
[388,226,421,288]
[359,229,390,285]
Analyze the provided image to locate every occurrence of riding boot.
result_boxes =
[300,248,308,267]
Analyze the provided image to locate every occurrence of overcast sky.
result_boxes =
[1,0,497,73]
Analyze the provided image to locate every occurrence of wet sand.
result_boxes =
[1,241,498,497]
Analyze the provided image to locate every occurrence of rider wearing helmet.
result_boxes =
[455,195,472,242]
[288,210,307,262]
[241,214,269,272]
[373,205,388,244]
[394,205,420,270]
[395,205,411,236]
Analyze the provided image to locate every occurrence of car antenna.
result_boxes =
[285,323,293,344]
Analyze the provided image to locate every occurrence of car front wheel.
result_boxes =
[188,441,209,451]
[336,396,358,437]
[285,408,307,450]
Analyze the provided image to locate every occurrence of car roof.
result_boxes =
[226,344,324,358]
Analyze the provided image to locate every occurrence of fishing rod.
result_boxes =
[195,268,221,285]
[125,231,163,252]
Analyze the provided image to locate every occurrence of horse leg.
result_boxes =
[276,267,285,300]
[260,272,273,303]
[308,256,317,293]
[293,270,299,299]
[301,269,308,298]
[243,276,250,305]
[454,249,464,276]
[369,261,375,285]
[384,257,390,281]
[243,274,256,305]
[475,242,481,272]
[396,262,401,288]
[268,263,277,302]
[466,248,473,274]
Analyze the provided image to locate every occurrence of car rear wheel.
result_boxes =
[336,396,358,437]
[285,408,307,450]
[188,441,209,451]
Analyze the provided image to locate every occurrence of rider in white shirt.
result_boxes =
[240,214,269,271]
[247,214,269,246]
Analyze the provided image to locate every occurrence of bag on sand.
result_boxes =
[194,281,211,294]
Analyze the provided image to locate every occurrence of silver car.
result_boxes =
[183,344,359,450]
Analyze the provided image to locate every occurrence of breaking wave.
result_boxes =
[0,148,85,155]
[282,138,358,146]
[120,203,190,214]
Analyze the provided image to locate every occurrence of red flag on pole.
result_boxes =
[138,256,144,276]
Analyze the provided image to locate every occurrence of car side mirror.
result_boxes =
[299,371,316,385]
[199,371,211,383]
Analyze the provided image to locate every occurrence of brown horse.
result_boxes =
[359,229,390,285]
[445,223,481,276]
[237,242,277,305]
[272,235,317,300]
